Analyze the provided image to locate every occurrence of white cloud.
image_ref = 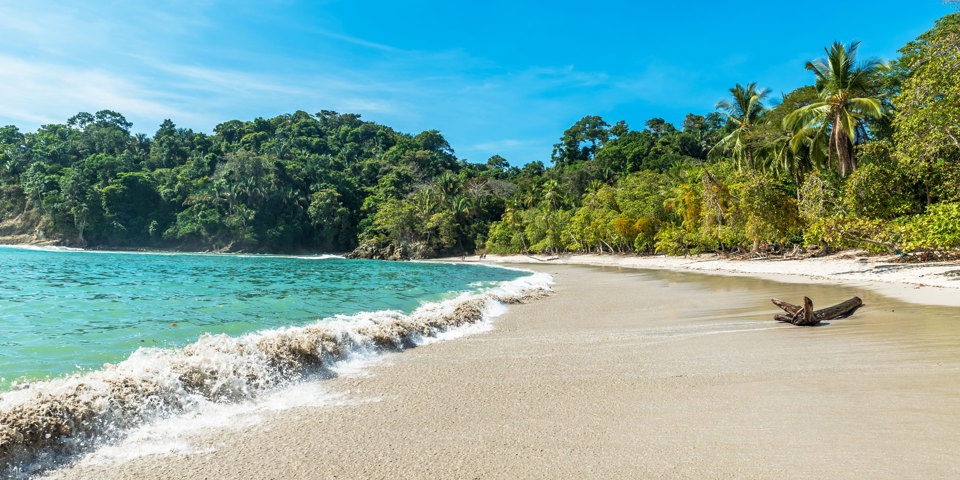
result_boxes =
[0,54,206,127]
[0,0,704,163]
[305,28,398,52]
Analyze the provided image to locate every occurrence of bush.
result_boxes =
[633,217,659,252]
[901,202,960,251]
[734,173,801,248]
[799,173,842,223]
[841,163,918,219]
[803,216,898,253]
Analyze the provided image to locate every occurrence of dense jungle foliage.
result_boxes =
[1,14,958,258]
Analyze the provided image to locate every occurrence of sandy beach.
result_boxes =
[41,261,960,480]
[465,252,960,307]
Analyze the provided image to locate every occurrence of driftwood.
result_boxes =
[771,296,863,326]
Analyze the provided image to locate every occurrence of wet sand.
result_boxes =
[44,265,960,479]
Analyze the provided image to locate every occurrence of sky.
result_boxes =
[0,1,953,165]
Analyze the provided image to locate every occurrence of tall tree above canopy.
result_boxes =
[785,41,886,177]
[551,116,610,167]
[645,118,671,137]
[710,82,770,170]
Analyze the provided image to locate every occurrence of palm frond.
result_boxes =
[848,97,883,119]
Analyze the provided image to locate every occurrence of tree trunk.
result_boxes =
[835,114,855,177]
[802,296,814,323]
[791,155,802,202]
[842,131,854,175]
[827,125,838,176]
[771,296,863,326]
[836,125,847,177]
[77,220,85,245]
[795,169,803,202]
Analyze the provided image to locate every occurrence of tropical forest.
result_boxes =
[1,14,958,260]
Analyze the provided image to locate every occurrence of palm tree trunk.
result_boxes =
[828,128,838,176]
[747,147,755,170]
[838,128,853,177]
[792,158,802,202]
[834,127,845,177]
[833,113,855,177]
[846,137,855,173]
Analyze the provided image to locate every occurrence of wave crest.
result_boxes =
[0,271,552,477]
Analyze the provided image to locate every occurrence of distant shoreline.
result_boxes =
[7,238,960,307]
[0,237,350,257]
[438,252,960,307]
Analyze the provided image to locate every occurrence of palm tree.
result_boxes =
[433,171,460,203]
[413,188,439,218]
[759,123,824,199]
[785,41,885,177]
[542,180,565,211]
[239,177,265,208]
[522,187,539,209]
[450,195,471,221]
[711,83,770,169]
[662,180,695,229]
[501,201,528,253]
[448,195,473,253]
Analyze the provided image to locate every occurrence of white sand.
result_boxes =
[43,264,960,479]
[457,252,960,307]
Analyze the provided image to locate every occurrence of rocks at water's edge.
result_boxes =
[346,240,436,261]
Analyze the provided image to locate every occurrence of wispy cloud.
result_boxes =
[305,28,399,52]
[6,0,883,164]
[0,54,208,128]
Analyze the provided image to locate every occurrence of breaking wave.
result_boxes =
[0,271,552,478]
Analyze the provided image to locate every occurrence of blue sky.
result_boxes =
[0,1,952,165]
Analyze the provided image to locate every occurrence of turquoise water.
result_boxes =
[0,246,523,390]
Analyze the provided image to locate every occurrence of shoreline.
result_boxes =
[9,236,960,306]
[441,252,960,307]
[1,255,547,477]
[0,243,349,259]
[42,263,960,479]
[9,238,959,306]
[7,241,959,307]
[0,236,352,257]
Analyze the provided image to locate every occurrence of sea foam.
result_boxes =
[0,270,552,478]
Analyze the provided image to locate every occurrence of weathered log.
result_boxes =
[771,296,863,326]
[799,296,814,325]
[772,298,802,316]
[811,296,863,320]
[774,313,821,326]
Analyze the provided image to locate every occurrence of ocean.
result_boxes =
[0,246,550,477]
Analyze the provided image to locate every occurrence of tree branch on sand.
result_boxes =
[771,296,863,326]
